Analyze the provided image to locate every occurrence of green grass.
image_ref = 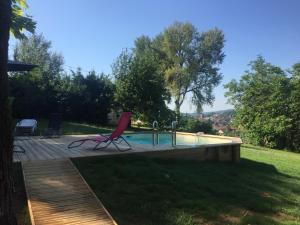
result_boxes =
[13,163,31,225]
[73,145,300,225]
[14,118,151,135]
[36,119,114,135]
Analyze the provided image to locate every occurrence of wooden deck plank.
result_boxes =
[28,139,58,160]
[37,138,70,159]
[24,139,47,160]
[13,135,128,162]
[22,159,117,225]
[41,138,87,159]
[16,139,37,161]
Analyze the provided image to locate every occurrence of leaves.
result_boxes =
[225,56,300,150]
[11,34,114,124]
[113,42,171,124]
[157,22,225,115]
[11,0,36,39]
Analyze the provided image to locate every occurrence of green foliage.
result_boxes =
[288,64,300,150]
[156,22,225,115]
[225,56,300,150]
[113,22,225,123]
[10,34,114,125]
[113,39,171,124]
[11,0,36,39]
[11,34,64,117]
[178,116,215,134]
[60,69,114,124]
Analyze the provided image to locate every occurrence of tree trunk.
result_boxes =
[0,1,17,225]
[174,98,181,121]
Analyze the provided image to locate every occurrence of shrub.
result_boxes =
[178,117,215,134]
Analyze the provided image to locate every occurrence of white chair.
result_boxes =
[15,119,37,136]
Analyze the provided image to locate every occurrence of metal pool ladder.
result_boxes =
[171,121,177,147]
[152,120,159,146]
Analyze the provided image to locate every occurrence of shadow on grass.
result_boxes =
[72,154,300,225]
[242,144,273,151]
[13,163,31,225]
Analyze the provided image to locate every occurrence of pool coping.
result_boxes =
[124,131,243,149]
[121,132,242,163]
[65,132,242,149]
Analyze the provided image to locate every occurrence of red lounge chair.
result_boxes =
[67,112,132,151]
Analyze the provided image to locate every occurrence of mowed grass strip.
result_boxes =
[73,145,300,225]
[13,163,32,225]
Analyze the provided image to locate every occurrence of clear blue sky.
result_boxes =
[10,0,300,112]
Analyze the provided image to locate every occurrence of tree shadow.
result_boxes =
[73,154,300,225]
[13,163,32,225]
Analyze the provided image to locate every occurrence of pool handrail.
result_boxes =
[171,121,177,146]
[152,120,159,146]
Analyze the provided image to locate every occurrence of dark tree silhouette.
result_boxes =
[0,0,18,224]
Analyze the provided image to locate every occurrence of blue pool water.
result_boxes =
[124,133,231,146]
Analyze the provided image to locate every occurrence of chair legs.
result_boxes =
[13,145,26,153]
[92,141,112,150]
[67,139,92,149]
[115,136,131,151]
[68,136,131,152]
[94,137,131,152]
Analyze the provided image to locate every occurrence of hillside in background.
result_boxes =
[184,109,235,135]
[185,109,234,117]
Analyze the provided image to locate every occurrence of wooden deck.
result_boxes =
[13,135,149,162]
[22,159,117,225]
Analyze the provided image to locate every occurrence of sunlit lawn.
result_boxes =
[73,145,300,225]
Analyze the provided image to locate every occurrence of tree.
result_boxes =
[0,0,35,224]
[11,34,64,117]
[113,39,171,124]
[224,56,298,150]
[178,116,215,134]
[288,64,300,150]
[61,69,115,124]
[156,22,225,116]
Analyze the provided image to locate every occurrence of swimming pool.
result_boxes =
[124,132,233,146]
[124,132,242,163]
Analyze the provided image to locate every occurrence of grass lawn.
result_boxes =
[13,163,31,225]
[73,145,300,225]
[14,118,150,135]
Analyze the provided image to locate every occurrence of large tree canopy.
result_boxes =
[11,34,64,117]
[113,22,225,122]
[60,69,115,124]
[225,56,300,150]
[157,22,225,116]
[113,37,171,124]
[289,63,300,150]
[10,34,114,124]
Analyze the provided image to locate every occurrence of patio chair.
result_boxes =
[42,113,62,138]
[67,112,132,151]
[14,119,37,153]
[15,119,37,136]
